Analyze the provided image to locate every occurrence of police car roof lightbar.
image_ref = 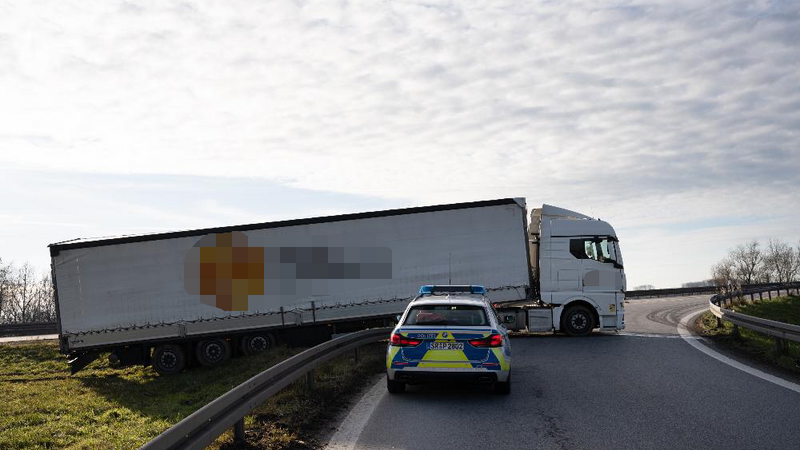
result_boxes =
[418,285,487,296]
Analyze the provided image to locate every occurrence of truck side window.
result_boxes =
[570,239,588,259]
[570,238,606,262]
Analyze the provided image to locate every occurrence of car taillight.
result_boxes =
[469,334,503,348]
[390,333,422,347]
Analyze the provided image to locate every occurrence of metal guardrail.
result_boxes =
[708,282,800,354]
[625,283,785,299]
[0,322,58,337]
[140,326,392,450]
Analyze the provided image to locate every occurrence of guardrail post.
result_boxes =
[768,290,772,300]
[716,316,723,328]
[234,418,245,444]
[354,347,360,364]
[759,292,763,302]
[732,324,740,338]
[749,293,754,304]
[775,337,784,355]
[306,369,314,391]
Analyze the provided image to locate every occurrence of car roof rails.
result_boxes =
[417,285,487,296]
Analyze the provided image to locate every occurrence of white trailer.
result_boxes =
[50,199,532,373]
[50,198,626,374]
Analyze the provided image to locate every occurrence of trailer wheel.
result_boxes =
[196,339,231,367]
[152,344,186,375]
[241,333,274,356]
[562,305,595,337]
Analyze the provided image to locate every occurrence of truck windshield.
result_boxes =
[404,305,489,326]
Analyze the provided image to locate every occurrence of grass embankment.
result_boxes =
[0,341,385,450]
[696,294,800,374]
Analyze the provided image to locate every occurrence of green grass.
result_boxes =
[697,295,800,374]
[0,340,385,449]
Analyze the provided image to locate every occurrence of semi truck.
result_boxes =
[49,198,626,374]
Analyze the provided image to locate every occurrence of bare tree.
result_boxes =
[763,239,800,284]
[711,256,738,293]
[0,258,11,323]
[730,240,763,285]
[0,261,56,324]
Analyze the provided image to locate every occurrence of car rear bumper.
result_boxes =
[387,368,509,383]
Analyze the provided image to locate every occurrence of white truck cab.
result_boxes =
[526,205,626,335]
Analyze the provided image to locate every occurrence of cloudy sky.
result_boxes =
[2,0,799,288]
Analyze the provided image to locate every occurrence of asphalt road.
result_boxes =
[333,295,800,450]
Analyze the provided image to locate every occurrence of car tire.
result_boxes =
[152,344,186,375]
[494,374,511,395]
[241,333,274,356]
[561,305,595,337]
[196,338,231,367]
[387,376,406,394]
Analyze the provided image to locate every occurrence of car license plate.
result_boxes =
[429,342,464,350]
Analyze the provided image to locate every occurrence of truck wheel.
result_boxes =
[494,374,511,395]
[387,376,406,394]
[562,305,595,337]
[241,333,274,356]
[196,339,231,367]
[152,344,186,375]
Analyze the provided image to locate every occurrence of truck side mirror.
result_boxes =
[396,315,402,322]
[503,315,516,324]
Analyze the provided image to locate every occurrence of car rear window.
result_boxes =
[403,305,489,326]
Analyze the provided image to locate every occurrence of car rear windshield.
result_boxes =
[403,305,489,326]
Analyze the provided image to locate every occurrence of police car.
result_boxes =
[386,285,512,394]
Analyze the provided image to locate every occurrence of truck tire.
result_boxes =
[152,344,186,375]
[562,304,595,337]
[241,333,275,356]
[494,374,511,395]
[196,339,231,367]
[387,376,406,394]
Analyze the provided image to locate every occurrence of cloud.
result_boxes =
[1,0,799,287]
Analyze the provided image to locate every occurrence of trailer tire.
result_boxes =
[196,339,231,367]
[387,376,406,394]
[152,344,186,375]
[561,304,595,337]
[241,333,275,356]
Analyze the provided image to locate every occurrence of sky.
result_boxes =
[1,0,799,288]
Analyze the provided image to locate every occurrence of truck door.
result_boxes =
[571,238,621,320]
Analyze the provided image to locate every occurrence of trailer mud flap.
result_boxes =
[68,351,100,374]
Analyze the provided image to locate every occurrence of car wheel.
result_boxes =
[494,374,511,395]
[152,344,186,375]
[241,333,274,356]
[562,305,595,337]
[196,338,231,367]
[387,375,406,394]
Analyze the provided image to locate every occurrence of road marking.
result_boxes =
[325,375,386,450]
[678,308,800,395]
[617,332,695,339]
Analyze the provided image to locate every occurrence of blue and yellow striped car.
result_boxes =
[386,285,512,394]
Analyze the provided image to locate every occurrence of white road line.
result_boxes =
[324,375,386,450]
[678,308,800,395]
[617,332,693,339]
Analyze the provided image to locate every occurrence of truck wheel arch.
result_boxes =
[554,298,600,332]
